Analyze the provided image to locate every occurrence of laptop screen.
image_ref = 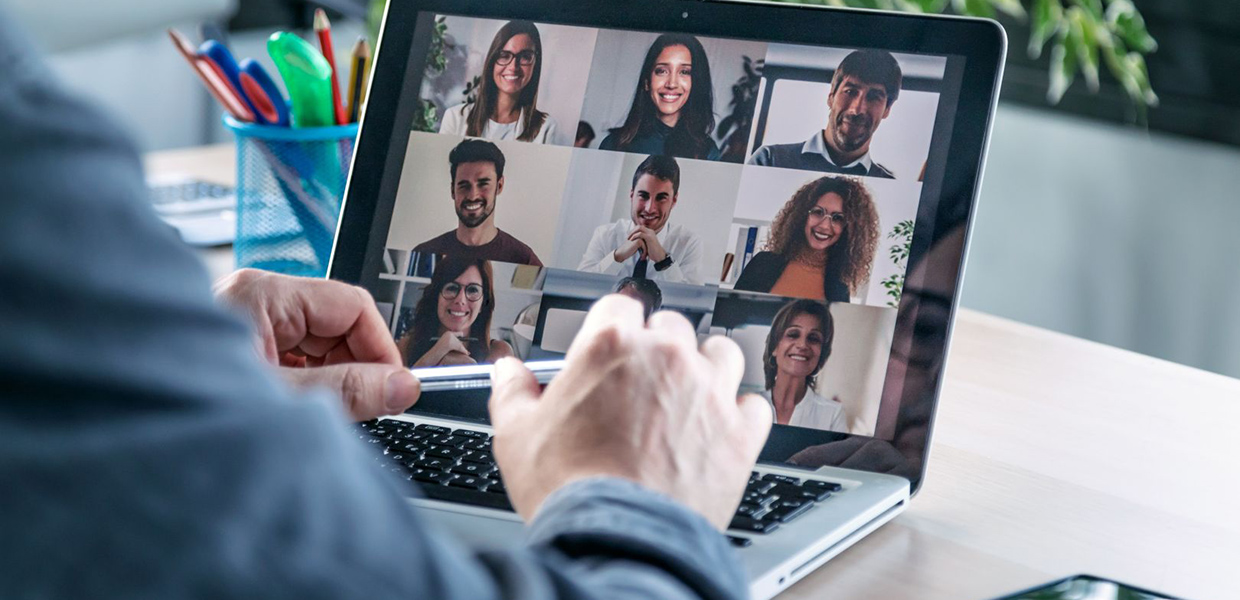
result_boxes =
[334,0,1002,488]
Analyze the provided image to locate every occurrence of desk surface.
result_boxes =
[148,144,1240,600]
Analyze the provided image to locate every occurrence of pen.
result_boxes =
[314,8,348,126]
[347,37,371,123]
[167,29,254,122]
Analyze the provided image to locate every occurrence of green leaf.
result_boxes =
[987,0,1026,20]
[1070,0,1103,21]
[1067,7,1100,92]
[1047,31,1077,104]
[960,0,995,18]
[1108,0,1159,54]
[1027,0,1063,59]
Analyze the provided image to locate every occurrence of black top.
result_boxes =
[413,229,543,267]
[733,251,850,302]
[599,120,722,161]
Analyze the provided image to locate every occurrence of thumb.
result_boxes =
[489,357,540,426]
[736,393,774,455]
[281,364,420,421]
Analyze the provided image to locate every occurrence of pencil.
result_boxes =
[347,37,371,123]
[313,8,348,126]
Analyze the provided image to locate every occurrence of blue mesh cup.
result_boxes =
[224,116,359,278]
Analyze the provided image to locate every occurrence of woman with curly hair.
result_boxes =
[734,176,879,302]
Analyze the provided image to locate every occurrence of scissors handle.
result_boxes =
[239,59,291,127]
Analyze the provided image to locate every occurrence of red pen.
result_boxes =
[314,8,348,126]
[167,29,255,122]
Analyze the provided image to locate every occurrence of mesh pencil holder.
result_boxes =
[224,116,359,278]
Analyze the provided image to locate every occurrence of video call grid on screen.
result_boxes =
[367,11,965,440]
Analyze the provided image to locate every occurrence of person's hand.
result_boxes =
[413,332,472,368]
[613,232,644,263]
[214,269,420,420]
[489,295,772,529]
[628,226,667,262]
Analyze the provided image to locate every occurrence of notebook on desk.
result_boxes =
[329,1,1004,597]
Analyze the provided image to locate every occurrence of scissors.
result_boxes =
[198,40,291,127]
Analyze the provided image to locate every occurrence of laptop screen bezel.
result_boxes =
[328,0,1006,496]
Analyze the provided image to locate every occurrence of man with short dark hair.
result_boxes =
[578,155,705,284]
[413,139,543,265]
[747,49,902,178]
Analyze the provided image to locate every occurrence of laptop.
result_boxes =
[329,1,1004,597]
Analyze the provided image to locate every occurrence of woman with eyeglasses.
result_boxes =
[598,33,721,161]
[761,299,847,431]
[398,256,513,368]
[734,176,879,302]
[439,20,558,144]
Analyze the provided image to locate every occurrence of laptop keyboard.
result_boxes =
[359,418,844,547]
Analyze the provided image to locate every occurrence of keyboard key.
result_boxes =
[746,480,776,494]
[769,501,813,523]
[735,503,763,517]
[727,535,753,548]
[414,457,452,471]
[448,476,489,491]
[412,470,457,486]
[802,480,843,493]
[451,463,494,477]
[485,479,505,494]
[428,434,471,448]
[771,483,829,502]
[381,419,412,430]
[389,442,426,456]
[426,446,470,460]
[761,473,802,486]
[463,439,491,451]
[451,429,489,439]
[415,424,452,435]
[461,451,494,465]
[416,480,512,511]
[729,515,779,534]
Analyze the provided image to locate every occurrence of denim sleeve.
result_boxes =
[0,10,746,600]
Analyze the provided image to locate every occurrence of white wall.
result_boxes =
[729,165,921,305]
[715,302,896,436]
[387,132,573,262]
[423,17,597,146]
[577,30,768,150]
[962,104,1240,379]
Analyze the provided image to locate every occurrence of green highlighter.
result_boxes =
[267,32,335,128]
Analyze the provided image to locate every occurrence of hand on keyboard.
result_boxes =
[488,294,772,530]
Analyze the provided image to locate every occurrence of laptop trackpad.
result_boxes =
[412,502,527,551]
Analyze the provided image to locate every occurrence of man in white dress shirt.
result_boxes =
[578,155,705,285]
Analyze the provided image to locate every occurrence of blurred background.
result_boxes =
[11,0,1239,378]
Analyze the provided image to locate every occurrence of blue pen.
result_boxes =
[200,41,291,127]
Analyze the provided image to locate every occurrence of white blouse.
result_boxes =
[438,103,558,144]
[762,388,847,433]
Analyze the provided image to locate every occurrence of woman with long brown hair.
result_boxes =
[598,33,720,161]
[760,299,846,431]
[439,21,558,143]
[398,256,513,367]
[735,176,879,303]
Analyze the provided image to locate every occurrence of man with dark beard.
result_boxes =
[746,49,901,179]
[413,139,543,265]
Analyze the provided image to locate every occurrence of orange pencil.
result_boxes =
[167,29,254,122]
[313,8,348,125]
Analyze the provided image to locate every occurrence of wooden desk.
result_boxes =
[147,145,1240,600]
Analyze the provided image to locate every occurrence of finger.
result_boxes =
[569,294,645,358]
[736,393,774,452]
[281,363,420,421]
[699,335,747,399]
[276,279,401,366]
[646,310,697,352]
[489,357,541,427]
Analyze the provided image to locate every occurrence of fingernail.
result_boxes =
[385,370,417,413]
